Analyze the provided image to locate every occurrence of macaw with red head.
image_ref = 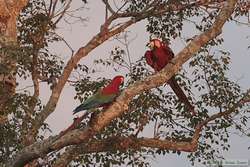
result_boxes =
[73,75,124,114]
[145,39,196,115]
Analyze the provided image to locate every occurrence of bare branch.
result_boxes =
[53,0,73,25]
[48,0,53,17]
[20,51,40,146]
[114,0,227,18]
[51,32,75,56]
[50,0,59,18]
[102,0,115,14]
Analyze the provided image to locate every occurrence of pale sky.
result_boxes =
[40,1,250,166]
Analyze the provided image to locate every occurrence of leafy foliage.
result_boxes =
[0,93,44,164]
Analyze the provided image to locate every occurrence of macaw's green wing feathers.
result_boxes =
[94,91,118,107]
[73,90,117,114]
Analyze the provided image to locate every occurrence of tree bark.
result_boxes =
[0,0,28,124]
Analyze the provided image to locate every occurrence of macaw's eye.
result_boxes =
[147,41,155,50]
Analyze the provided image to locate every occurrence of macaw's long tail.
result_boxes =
[168,76,196,115]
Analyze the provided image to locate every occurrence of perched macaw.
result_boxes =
[145,39,196,115]
[73,75,124,114]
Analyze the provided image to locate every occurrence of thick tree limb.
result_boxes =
[53,135,198,167]
[0,0,29,123]
[9,1,237,166]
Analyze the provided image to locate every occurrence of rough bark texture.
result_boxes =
[0,0,28,124]
[9,0,238,166]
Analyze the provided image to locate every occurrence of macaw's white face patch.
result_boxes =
[153,39,161,48]
[149,41,155,50]
[149,39,162,50]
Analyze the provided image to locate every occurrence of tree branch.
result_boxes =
[102,0,115,14]
[53,135,198,166]
[115,0,227,18]
[53,0,73,25]
[0,0,29,123]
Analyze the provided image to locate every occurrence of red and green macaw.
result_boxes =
[73,75,124,114]
[145,39,196,115]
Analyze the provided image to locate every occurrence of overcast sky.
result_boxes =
[41,1,250,166]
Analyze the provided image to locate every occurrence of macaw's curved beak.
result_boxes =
[146,41,154,50]
[146,42,151,48]
[119,81,124,89]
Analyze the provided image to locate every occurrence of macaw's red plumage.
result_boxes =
[73,75,124,114]
[145,39,174,71]
[145,39,196,115]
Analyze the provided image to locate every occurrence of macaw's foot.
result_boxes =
[168,60,175,66]
[89,112,98,126]
[102,104,110,110]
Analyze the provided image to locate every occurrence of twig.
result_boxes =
[51,32,74,56]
